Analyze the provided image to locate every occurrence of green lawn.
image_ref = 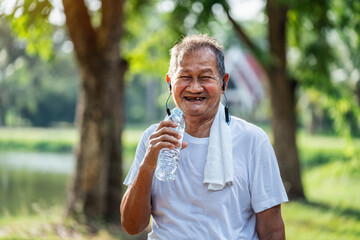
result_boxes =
[0,127,359,239]
[0,206,133,240]
[0,126,144,156]
[0,127,78,142]
[284,132,360,239]
[0,127,77,152]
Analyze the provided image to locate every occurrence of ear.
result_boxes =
[221,73,229,94]
[166,74,172,92]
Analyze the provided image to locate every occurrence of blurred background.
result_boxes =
[0,0,359,239]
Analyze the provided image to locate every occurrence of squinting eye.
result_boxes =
[199,76,216,81]
[180,76,191,79]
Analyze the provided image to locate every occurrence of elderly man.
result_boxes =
[121,34,288,240]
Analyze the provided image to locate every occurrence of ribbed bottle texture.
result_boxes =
[155,108,185,182]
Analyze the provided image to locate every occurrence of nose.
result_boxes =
[186,78,203,92]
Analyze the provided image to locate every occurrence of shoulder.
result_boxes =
[229,116,270,143]
[142,123,159,138]
[139,123,159,144]
[144,123,159,136]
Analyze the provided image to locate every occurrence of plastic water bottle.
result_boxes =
[155,108,185,182]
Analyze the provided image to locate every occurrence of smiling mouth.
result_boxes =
[184,97,206,102]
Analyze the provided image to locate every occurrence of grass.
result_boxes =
[298,132,360,168]
[284,132,360,239]
[0,127,77,142]
[0,127,77,153]
[0,205,143,240]
[1,126,360,239]
[0,126,144,155]
[283,162,360,240]
[283,201,360,240]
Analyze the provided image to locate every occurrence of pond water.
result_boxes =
[0,152,75,216]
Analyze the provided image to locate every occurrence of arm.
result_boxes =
[256,204,285,240]
[120,121,186,235]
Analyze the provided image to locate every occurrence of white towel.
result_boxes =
[203,103,233,191]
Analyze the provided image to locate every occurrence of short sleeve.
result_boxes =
[123,124,158,186]
[250,137,288,213]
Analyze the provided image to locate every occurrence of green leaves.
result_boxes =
[286,0,360,137]
[5,0,55,60]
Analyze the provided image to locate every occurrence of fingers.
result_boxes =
[150,121,182,145]
[157,120,179,133]
[151,133,181,149]
[143,121,184,169]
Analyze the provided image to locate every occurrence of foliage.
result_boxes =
[122,2,176,78]
[160,0,360,138]
[4,0,55,60]
[1,0,358,133]
[287,0,360,137]
[0,50,78,127]
[0,1,184,127]
[0,16,78,127]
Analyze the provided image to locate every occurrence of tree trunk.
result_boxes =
[267,0,305,200]
[67,58,126,222]
[225,0,305,200]
[62,0,126,223]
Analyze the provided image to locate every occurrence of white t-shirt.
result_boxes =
[124,116,288,240]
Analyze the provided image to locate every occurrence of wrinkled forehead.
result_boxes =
[179,46,215,61]
[182,46,215,59]
[175,47,217,71]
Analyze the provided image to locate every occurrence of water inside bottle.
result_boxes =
[155,108,185,181]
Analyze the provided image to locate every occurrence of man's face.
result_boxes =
[168,47,226,120]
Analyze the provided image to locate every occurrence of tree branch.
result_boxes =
[225,9,268,72]
[225,10,256,53]
[266,0,288,72]
[99,0,125,56]
[62,0,97,61]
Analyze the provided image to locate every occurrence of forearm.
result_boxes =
[121,162,155,235]
[121,120,183,234]
[256,205,285,240]
[258,230,285,240]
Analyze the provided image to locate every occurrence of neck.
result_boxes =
[184,114,216,138]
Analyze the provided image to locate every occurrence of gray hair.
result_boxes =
[168,34,225,79]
